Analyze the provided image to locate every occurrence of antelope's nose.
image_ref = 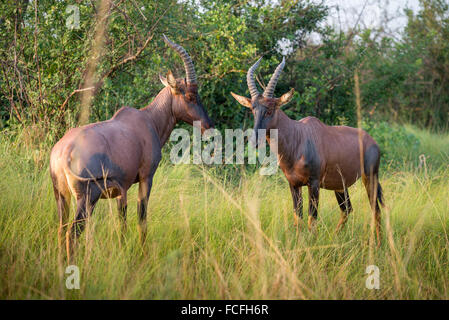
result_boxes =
[203,117,214,130]
[200,120,214,134]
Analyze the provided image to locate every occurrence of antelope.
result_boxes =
[231,57,384,245]
[50,36,213,260]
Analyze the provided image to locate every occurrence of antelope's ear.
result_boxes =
[277,88,295,108]
[159,73,169,87]
[231,92,252,109]
[166,70,178,88]
[160,70,178,90]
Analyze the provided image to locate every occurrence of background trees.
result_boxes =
[0,0,448,135]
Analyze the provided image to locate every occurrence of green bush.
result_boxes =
[363,120,420,170]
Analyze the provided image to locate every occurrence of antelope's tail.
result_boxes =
[63,162,102,181]
[377,182,384,208]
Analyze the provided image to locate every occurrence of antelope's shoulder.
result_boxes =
[110,106,141,120]
[297,116,324,126]
[110,107,154,132]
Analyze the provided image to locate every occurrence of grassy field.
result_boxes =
[0,125,448,299]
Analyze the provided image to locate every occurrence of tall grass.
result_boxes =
[0,126,448,299]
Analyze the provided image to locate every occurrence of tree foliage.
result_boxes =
[0,0,448,136]
[359,0,449,128]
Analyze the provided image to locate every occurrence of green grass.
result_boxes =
[404,124,449,170]
[0,125,448,299]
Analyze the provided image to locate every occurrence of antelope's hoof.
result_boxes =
[138,232,147,247]
[293,214,300,227]
[308,216,317,232]
[335,218,348,234]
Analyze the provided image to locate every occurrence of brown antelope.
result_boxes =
[50,36,213,259]
[231,57,384,245]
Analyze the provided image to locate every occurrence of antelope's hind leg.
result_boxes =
[66,182,102,261]
[307,181,320,231]
[54,189,71,260]
[137,176,154,245]
[335,189,352,233]
[116,193,128,240]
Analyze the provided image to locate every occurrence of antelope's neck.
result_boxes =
[142,87,177,146]
[267,111,301,162]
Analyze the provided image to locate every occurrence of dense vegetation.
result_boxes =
[1,0,448,136]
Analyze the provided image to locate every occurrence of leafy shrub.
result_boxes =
[363,120,420,170]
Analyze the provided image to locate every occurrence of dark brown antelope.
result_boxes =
[50,35,213,259]
[231,57,384,245]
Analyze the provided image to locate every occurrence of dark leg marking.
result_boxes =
[302,139,321,231]
[289,184,303,225]
[137,175,154,245]
[307,180,320,231]
[335,189,352,214]
[335,189,352,232]
[66,182,102,261]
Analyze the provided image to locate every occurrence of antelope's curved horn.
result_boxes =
[163,34,197,84]
[247,57,263,99]
[263,57,285,98]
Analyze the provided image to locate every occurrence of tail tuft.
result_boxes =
[377,183,384,208]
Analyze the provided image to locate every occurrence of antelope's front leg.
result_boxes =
[289,184,303,226]
[307,181,320,231]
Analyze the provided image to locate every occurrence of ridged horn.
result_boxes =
[263,57,285,98]
[247,57,263,99]
[163,34,197,84]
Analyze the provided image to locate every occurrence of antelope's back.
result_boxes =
[320,123,378,190]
